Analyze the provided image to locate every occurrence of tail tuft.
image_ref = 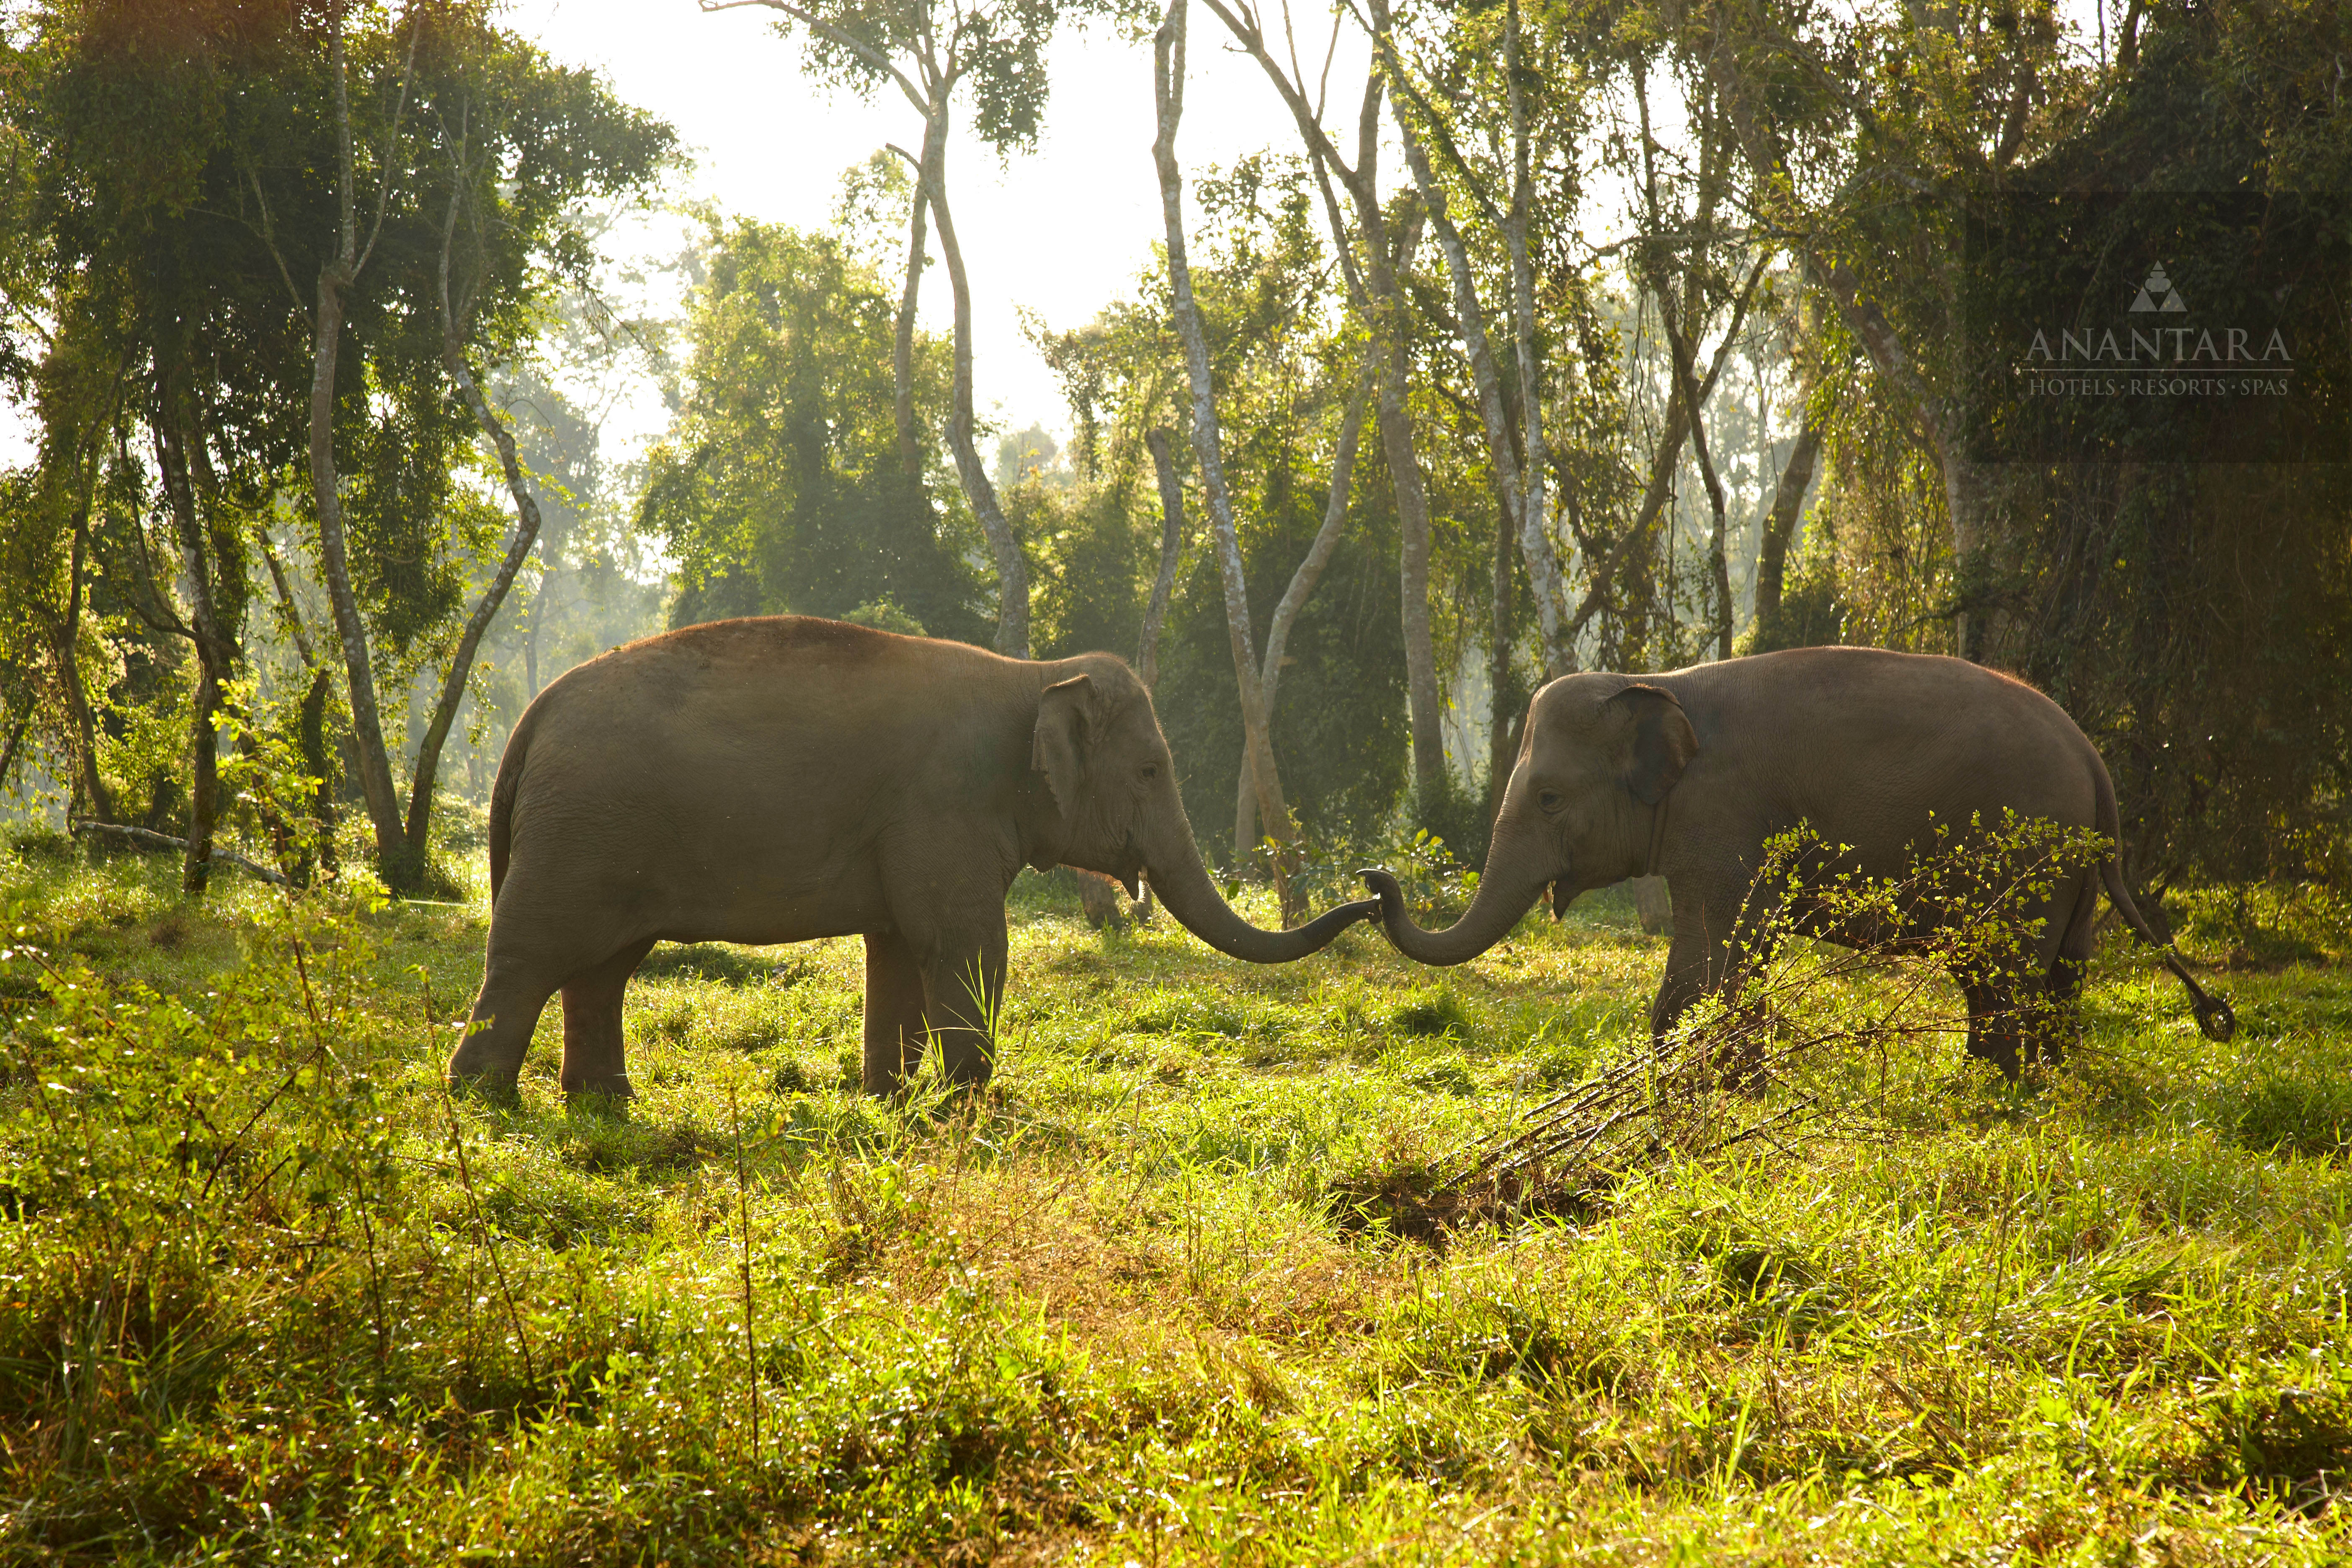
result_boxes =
[2166,952,2237,1042]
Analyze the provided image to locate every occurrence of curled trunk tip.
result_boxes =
[1361,864,1540,967]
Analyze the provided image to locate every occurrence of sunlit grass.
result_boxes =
[2,842,2348,1561]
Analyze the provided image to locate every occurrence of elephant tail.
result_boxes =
[487,722,526,906]
[2092,754,2235,1042]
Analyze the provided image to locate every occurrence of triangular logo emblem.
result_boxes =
[2131,263,2186,314]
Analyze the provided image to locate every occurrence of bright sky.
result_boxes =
[511,0,1373,462]
[0,1,1369,471]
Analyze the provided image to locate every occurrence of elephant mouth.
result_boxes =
[1117,830,1145,899]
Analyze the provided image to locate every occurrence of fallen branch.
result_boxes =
[70,819,291,887]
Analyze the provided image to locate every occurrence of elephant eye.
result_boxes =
[1141,763,1159,781]
[1538,790,1563,811]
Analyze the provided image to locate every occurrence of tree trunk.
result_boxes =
[52,481,114,823]
[1154,0,1300,920]
[1384,0,1568,681]
[893,173,932,479]
[1504,0,1565,676]
[307,266,407,881]
[406,181,547,875]
[307,10,411,881]
[1235,348,1375,857]
[918,108,1027,658]
[1139,427,1187,690]
[0,705,30,799]
[153,395,239,896]
[260,532,337,879]
[1355,195,1444,804]
[1202,0,1444,812]
[1486,493,1518,824]
[1753,404,1823,629]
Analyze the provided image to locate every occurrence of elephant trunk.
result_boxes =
[1362,829,1552,966]
[1147,816,1373,962]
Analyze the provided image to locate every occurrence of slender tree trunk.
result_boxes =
[1655,301,1733,660]
[1503,0,1563,674]
[153,395,238,896]
[261,532,336,879]
[1139,428,1187,690]
[1349,145,1446,805]
[1753,404,1823,630]
[894,174,932,479]
[1204,0,1444,810]
[916,108,1027,658]
[0,704,30,799]
[407,181,546,872]
[1486,495,1517,823]
[307,11,408,879]
[52,475,114,823]
[1154,0,1300,919]
[1234,348,1374,856]
[307,269,405,878]
[1382,0,1568,681]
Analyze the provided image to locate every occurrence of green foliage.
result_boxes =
[639,215,987,642]
[1038,156,1409,852]
[3,857,2352,1558]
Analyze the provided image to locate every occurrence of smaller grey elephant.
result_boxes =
[1364,647,2232,1075]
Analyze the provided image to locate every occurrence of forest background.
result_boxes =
[0,0,2346,916]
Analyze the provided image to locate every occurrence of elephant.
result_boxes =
[1073,867,1151,931]
[449,616,1376,1100]
[1363,647,2233,1076]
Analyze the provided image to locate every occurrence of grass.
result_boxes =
[3,842,2351,1563]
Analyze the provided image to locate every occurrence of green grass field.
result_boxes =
[4,841,2352,1563]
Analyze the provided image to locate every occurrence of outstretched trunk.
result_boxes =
[1363,824,1553,966]
[1145,807,1368,962]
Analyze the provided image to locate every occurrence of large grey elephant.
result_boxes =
[451,616,1375,1099]
[1364,647,2233,1074]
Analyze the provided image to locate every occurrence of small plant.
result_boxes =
[1406,814,2123,1231]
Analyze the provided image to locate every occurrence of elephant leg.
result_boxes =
[2032,954,2083,1068]
[453,868,650,1096]
[1957,974,2025,1079]
[917,914,1009,1090]
[559,937,657,1100]
[2029,870,2099,1070]
[1653,884,1773,1089]
[862,930,929,1096]
[452,939,572,1097]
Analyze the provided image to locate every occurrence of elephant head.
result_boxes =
[1364,676,1698,964]
[1030,656,1375,960]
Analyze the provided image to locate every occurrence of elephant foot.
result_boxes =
[447,1070,524,1109]
[562,1073,636,1110]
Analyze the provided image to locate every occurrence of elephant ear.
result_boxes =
[1032,674,1100,817]
[1607,683,1698,806]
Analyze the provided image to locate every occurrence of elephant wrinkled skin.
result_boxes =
[451,616,1375,1100]
[1364,647,2233,1076]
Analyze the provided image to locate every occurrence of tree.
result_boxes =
[1372,0,1570,678]
[10,0,330,890]
[704,0,1142,657]
[264,2,671,890]
[1201,0,1449,808]
[1153,0,1309,916]
[638,216,986,641]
